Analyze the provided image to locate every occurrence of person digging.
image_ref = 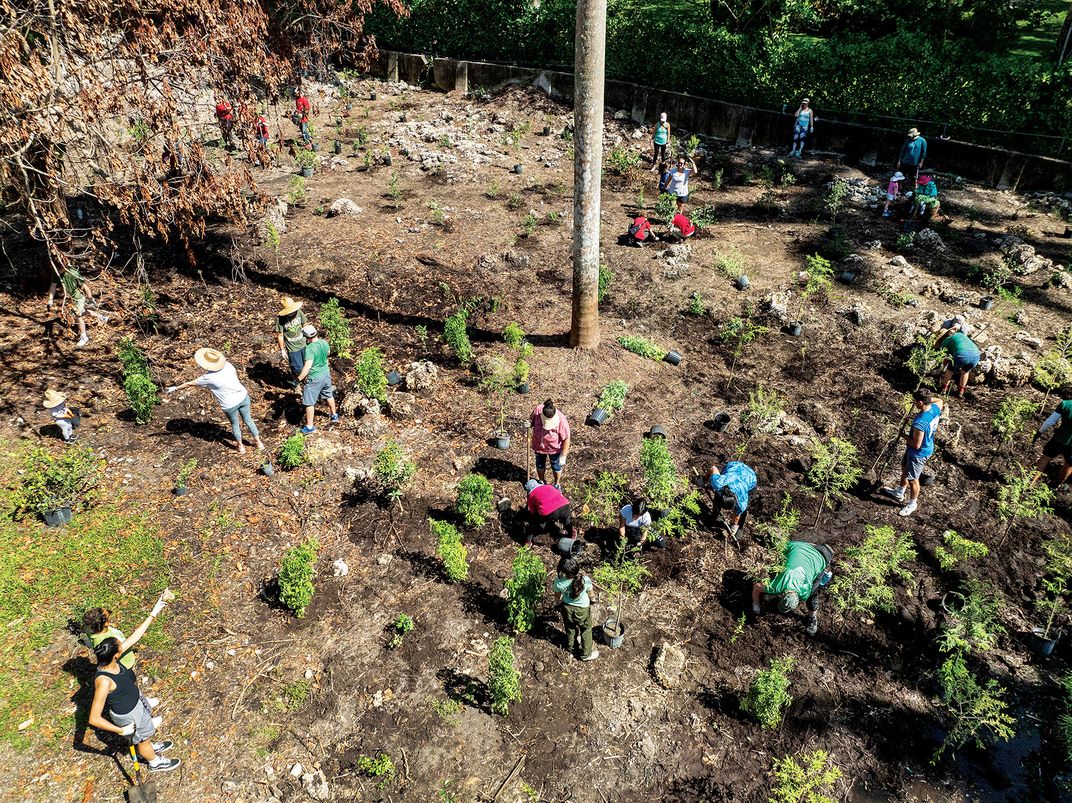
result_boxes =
[751,541,834,636]
[295,324,338,434]
[619,496,665,549]
[880,389,942,517]
[935,321,980,399]
[524,479,572,547]
[1033,396,1072,487]
[530,399,570,487]
[706,460,757,543]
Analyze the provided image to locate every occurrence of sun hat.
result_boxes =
[540,399,559,429]
[891,171,905,182]
[918,174,932,185]
[278,297,303,316]
[301,324,317,338]
[194,347,227,372]
[659,112,667,122]
[779,591,801,613]
[908,127,920,137]
[802,98,810,104]
[524,479,539,494]
[42,389,67,409]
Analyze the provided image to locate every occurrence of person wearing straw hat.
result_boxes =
[529,399,571,487]
[166,348,264,454]
[897,127,927,190]
[275,297,309,386]
[295,324,338,434]
[43,389,79,443]
[790,98,814,158]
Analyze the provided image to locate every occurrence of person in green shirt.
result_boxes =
[935,321,980,399]
[275,297,308,386]
[47,267,109,347]
[1033,398,1072,487]
[751,541,834,635]
[296,324,338,434]
[553,557,598,661]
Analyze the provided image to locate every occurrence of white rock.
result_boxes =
[332,559,350,577]
[329,198,362,217]
[290,763,303,778]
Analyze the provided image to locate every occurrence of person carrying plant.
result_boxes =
[669,211,696,241]
[915,174,940,220]
[935,321,980,399]
[296,324,339,434]
[553,556,599,661]
[166,348,265,454]
[275,297,308,386]
[83,600,167,713]
[751,541,833,636]
[625,214,655,248]
[524,478,572,547]
[43,388,79,443]
[651,112,671,170]
[619,497,664,549]
[214,98,234,148]
[881,389,943,517]
[706,461,758,540]
[881,171,904,218]
[896,127,927,191]
[790,98,814,158]
[47,267,108,348]
[1033,397,1072,487]
[86,589,180,773]
[294,88,312,146]
[530,399,570,487]
[663,155,699,212]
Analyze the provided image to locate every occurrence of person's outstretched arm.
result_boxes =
[118,589,173,654]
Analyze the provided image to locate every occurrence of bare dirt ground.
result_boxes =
[1,77,1071,802]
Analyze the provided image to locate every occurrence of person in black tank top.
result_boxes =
[94,661,139,715]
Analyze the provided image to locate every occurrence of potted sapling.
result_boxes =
[502,322,534,394]
[295,149,318,178]
[478,357,514,450]
[173,457,197,496]
[16,445,101,527]
[593,536,649,649]
[587,380,628,426]
[1033,535,1072,657]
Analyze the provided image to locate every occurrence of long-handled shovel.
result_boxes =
[126,737,157,803]
[868,407,912,492]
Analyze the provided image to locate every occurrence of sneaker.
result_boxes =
[805,618,818,636]
[64,435,78,444]
[150,740,173,753]
[76,335,89,348]
[148,757,181,772]
[580,650,600,662]
[881,211,892,218]
[898,499,918,517]
[880,486,905,502]
[651,536,667,549]
[145,697,160,709]
[151,715,163,729]
[300,425,317,435]
[330,413,339,423]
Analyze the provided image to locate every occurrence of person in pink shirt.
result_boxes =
[524,479,572,546]
[530,399,571,487]
[881,171,904,218]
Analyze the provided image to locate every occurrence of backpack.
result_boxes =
[628,219,647,238]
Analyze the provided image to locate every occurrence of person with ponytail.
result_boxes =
[87,589,181,772]
[553,557,598,662]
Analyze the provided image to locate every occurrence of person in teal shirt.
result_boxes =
[936,321,980,399]
[553,557,598,661]
[752,541,833,635]
[296,324,338,433]
[1033,398,1072,487]
[651,112,670,170]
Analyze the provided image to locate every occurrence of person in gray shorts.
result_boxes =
[881,389,943,517]
[296,324,339,434]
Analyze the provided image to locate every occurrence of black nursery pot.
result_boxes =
[645,425,667,439]
[386,370,402,387]
[542,125,552,136]
[587,408,608,426]
[333,140,342,154]
[979,296,995,311]
[383,155,393,166]
[370,91,378,100]
[517,383,531,395]
[786,322,803,337]
[919,472,936,487]
[173,486,188,497]
[664,350,682,366]
[712,412,731,432]
[513,164,524,174]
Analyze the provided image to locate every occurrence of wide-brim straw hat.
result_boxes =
[279,297,303,316]
[908,127,920,136]
[194,347,227,372]
[42,389,67,409]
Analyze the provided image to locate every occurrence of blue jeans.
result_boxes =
[287,348,306,376]
[222,395,259,443]
[300,122,311,144]
[535,452,563,473]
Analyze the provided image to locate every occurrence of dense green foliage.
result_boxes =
[13,445,101,516]
[455,473,495,527]
[488,636,522,715]
[506,546,547,633]
[318,297,353,360]
[431,518,470,582]
[279,537,320,618]
[356,347,389,403]
[367,0,1072,155]
[741,654,795,729]
[118,337,159,424]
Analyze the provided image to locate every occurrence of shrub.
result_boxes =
[430,519,469,582]
[505,546,546,633]
[318,297,353,359]
[655,192,677,222]
[593,536,649,628]
[640,437,680,510]
[934,530,989,571]
[488,636,522,716]
[1060,673,1072,766]
[1033,349,1072,406]
[513,357,530,387]
[575,471,629,527]
[117,337,159,424]
[652,489,701,540]
[389,613,414,649]
[598,262,613,302]
[905,334,946,390]
[741,655,795,729]
[477,356,513,434]
[175,458,197,490]
[804,437,862,525]
[357,753,396,788]
[934,652,1015,761]
[374,439,416,502]
[521,212,538,238]
[801,254,834,304]
[278,537,320,618]
[1038,535,1072,639]
[443,309,472,363]
[455,473,495,527]
[691,204,717,229]
[831,524,916,616]
[278,432,307,470]
[686,291,705,315]
[712,250,744,278]
[387,171,402,203]
[596,381,628,417]
[741,384,784,435]
[824,178,849,222]
[939,580,1005,655]
[768,749,842,803]
[13,445,101,517]
[502,321,525,350]
[355,347,388,404]
[618,335,666,361]
[719,312,768,381]
[606,145,640,176]
[990,399,1039,458]
[286,176,306,205]
[996,463,1054,544]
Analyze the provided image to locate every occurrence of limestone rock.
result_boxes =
[258,198,288,242]
[388,392,419,419]
[999,235,1054,276]
[328,197,362,217]
[404,361,439,394]
[915,228,946,252]
[1014,331,1043,349]
[762,290,792,323]
[652,642,686,689]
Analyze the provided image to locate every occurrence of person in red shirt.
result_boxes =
[214,99,234,148]
[530,399,571,486]
[524,479,571,547]
[625,215,654,248]
[670,212,696,241]
[294,89,312,146]
[254,114,269,146]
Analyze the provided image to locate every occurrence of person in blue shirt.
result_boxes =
[706,461,758,540]
[897,127,928,190]
[790,98,814,158]
[935,320,981,399]
[881,389,943,517]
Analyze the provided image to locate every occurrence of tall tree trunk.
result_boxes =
[570,0,606,349]
[10,135,72,284]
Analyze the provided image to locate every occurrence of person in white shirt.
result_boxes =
[618,498,665,548]
[166,347,264,454]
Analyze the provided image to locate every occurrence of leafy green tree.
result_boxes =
[934,652,1015,761]
[318,297,353,359]
[934,530,989,571]
[939,580,1005,655]
[996,463,1054,545]
[988,397,1039,470]
[575,471,629,527]
[805,437,862,525]
[278,537,320,618]
[355,347,388,404]
[831,524,916,617]
[505,547,546,633]
[593,537,649,636]
[741,655,795,729]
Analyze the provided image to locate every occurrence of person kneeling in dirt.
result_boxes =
[706,461,757,542]
[667,212,696,243]
[43,388,80,443]
[881,389,942,517]
[619,497,665,549]
[1033,396,1072,487]
[554,556,599,661]
[296,324,339,434]
[752,541,833,636]
[524,479,571,547]
[624,215,656,248]
[87,590,180,772]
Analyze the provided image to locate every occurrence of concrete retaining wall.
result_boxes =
[371,51,1072,193]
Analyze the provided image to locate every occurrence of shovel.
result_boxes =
[126,737,158,803]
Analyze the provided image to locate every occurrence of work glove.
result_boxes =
[751,602,761,615]
[150,589,174,617]
[279,349,288,361]
[118,723,136,736]
[165,386,177,394]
